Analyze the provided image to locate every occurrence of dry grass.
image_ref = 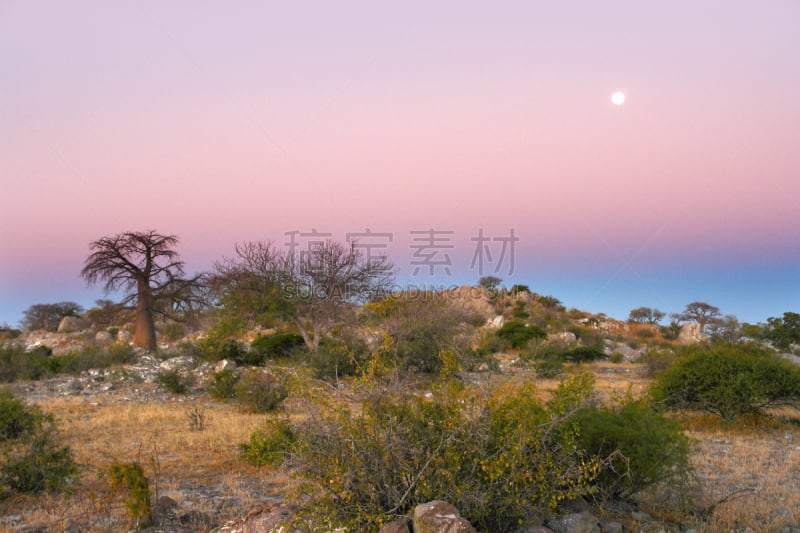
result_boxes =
[0,386,285,532]
[2,363,800,532]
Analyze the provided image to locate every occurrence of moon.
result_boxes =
[611,91,626,105]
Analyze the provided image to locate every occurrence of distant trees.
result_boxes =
[21,302,84,332]
[81,230,197,350]
[213,239,394,354]
[628,307,665,325]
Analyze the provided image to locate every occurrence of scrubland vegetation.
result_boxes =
[2,233,800,531]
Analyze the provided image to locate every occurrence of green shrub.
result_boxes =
[207,369,240,399]
[512,302,530,319]
[650,344,800,420]
[0,326,22,340]
[197,337,244,363]
[639,350,677,377]
[108,461,152,528]
[568,326,604,348]
[0,345,60,382]
[157,370,191,394]
[608,352,624,364]
[496,321,546,349]
[288,374,599,532]
[0,389,40,441]
[235,370,288,413]
[240,418,296,466]
[306,336,368,378]
[535,357,564,378]
[250,332,305,362]
[575,398,691,500]
[563,346,606,363]
[160,322,186,342]
[0,390,78,499]
[58,344,138,374]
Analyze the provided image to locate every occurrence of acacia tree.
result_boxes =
[628,307,665,325]
[213,239,394,353]
[81,230,192,350]
[21,302,84,331]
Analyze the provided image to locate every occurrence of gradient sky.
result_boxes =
[1,1,798,327]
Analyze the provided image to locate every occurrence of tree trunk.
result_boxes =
[134,280,157,351]
[292,317,316,354]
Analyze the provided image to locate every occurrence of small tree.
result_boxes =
[81,230,198,350]
[478,276,502,293]
[214,240,394,354]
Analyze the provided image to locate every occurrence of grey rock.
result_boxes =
[117,329,133,343]
[95,331,114,345]
[152,495,179,524]
[631,511,653,522]
[414,500,476,533]
[215,359,238,372]
[160,355,198,373]
[180,509,215,529]
[379,516,413,533]
[549,331,577,344]
[599,520,624,533]
[209,503,294,533]
[546,511,600,533]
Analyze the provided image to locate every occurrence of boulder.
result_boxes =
[95,331,114,345]
[215,359,238,372]
[487,315,505,329]
[379,516,413,533]
[548,331,577,344]
[117,330,133,344]
[57,316,88,333]
[678,323,705,344]
[448,286,495,320]
[413,500,476,533]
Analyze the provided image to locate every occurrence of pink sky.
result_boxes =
[1,1,799,325]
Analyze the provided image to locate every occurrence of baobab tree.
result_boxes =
[676,301,722,334]
[81,230,192,350]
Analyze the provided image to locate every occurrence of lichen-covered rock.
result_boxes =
[58,316,88,333]
[413,500,476,533]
